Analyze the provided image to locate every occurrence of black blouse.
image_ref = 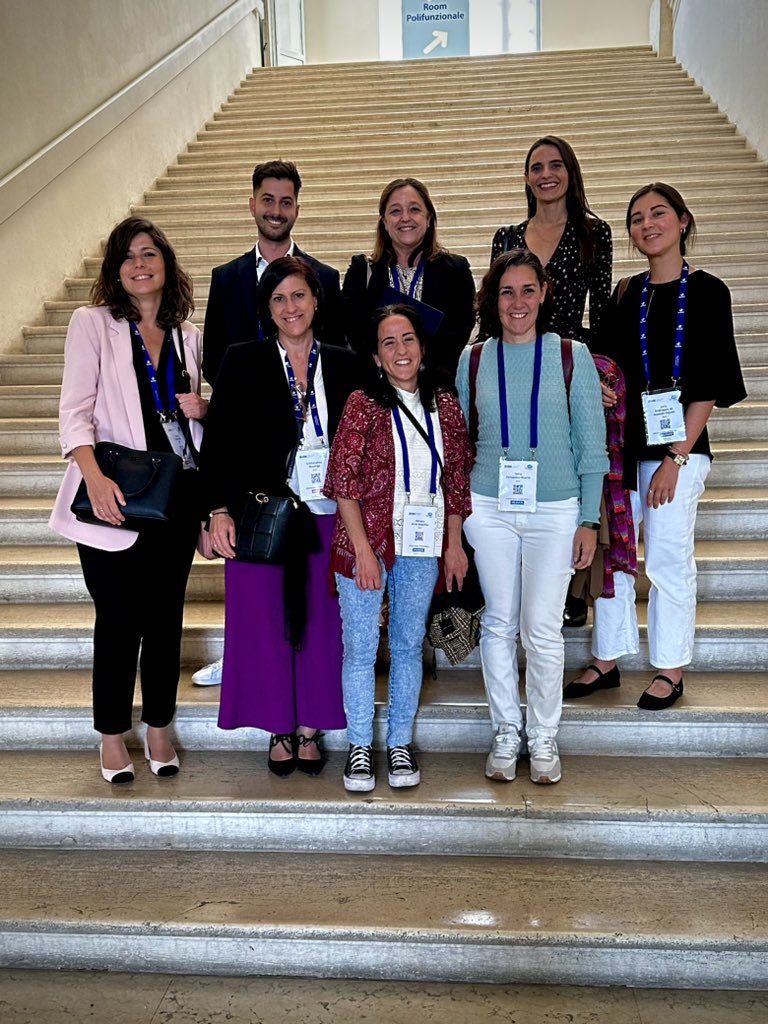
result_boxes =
[593,269,747,486]
[490,218,613,343]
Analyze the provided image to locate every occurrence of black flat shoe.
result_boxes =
[296,731,326,776]
[267,732,297,777]
[562,595,588,628]
[637,674,684,711]
[563,664,621,698]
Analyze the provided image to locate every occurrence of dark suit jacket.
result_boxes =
[201,245,344,385]
[342,252,476,384]
[199,340,362,521]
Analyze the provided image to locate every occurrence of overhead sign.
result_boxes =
[402,0,470,60]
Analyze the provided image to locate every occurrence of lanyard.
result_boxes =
[283,340,323,442]
[391,259,425,298]
[130,322,177,421]
[497,335,543,458]
[639,260,688,390]
[392,404,438,498]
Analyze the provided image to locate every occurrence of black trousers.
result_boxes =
[77,510,199,735]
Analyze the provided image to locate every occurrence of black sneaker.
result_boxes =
[343,744,375,792]
[386,744,421,788]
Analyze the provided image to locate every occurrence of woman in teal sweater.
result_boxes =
[457,249,607,785]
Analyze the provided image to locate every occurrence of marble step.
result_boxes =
[0,485,752,544]
[1,538,767,604]
[0,848,765,987]
[0,667,766,757]
[0,599,767,673]
[0,748,765,862]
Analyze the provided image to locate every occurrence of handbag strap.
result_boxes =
[394,396,445,478]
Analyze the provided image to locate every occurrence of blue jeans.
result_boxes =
[336,556,439,747]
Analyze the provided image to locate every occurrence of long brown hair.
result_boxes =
[371,177,447,265]
[626,182,697,256]
[524,135,601,265]
[476,250,554,341]
[90,216,194,328]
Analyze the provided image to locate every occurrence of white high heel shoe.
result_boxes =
[143,737,180,777]
[99,743,134,784]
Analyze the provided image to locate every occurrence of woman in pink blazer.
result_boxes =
[49,217,207,783]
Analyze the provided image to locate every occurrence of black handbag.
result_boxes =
[235,491,301,564]
[70,441,182,530]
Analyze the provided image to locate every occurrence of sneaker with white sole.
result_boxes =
[528,736,562,784]
[191,658,223,686]
[485,725,522,781]
[343,744,375,792]
[386,745,420,788]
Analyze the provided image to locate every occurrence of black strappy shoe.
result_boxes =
[563,664,621,698]
[296,731,326,776]
[637,674,684,711]
[267,732,297,777]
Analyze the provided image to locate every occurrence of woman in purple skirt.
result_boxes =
[199,257,360,776]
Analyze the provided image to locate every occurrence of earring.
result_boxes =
[419,363,425,373]
[377,367,384,380]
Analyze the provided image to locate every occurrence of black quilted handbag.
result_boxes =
[70,441,182,529]
[235,491,301,564]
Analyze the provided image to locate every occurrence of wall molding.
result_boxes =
[0,0,263,226]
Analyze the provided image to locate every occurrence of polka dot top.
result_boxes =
[490,218,613,343]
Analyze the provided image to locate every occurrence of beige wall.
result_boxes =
[0,2,262,352]
[542,0,652,50]
[670,0,768,162]
[305,0,380,63]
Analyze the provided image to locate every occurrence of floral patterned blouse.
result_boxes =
[490,218,613,344]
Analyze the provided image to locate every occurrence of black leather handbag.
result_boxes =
[235,491,300,564]
[70,441,182,529]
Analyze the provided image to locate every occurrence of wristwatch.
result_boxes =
[666,448,689,467]
[581,521,600,530]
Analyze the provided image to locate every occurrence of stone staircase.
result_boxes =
[0,46,767,987]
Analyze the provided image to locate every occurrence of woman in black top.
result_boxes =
[566,183,746,709]
[490,135,612,345]
[343,177,476,384]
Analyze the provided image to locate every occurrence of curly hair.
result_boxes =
[524,135,602,265]
[626,182,697,256]
[89,217,193,328]
[476,250,554,342]
[257,255,324,340]
[371,178,447,266]
[363,303,438,411]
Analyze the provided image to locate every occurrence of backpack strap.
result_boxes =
[616,275,632,304]
[560,337,574,420]
[468,339,485,448]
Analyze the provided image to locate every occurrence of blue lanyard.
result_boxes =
[496,335,543,458]
[392,404,438,498]
[391,259,425,298]
[639,260,688,390]
[130,322,177,421]
[283,340,323,442]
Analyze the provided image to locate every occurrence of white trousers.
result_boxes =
[464,493,579,740]
[592,454,710,668]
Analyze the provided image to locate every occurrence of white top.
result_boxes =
[277,342,335,516]
[391,386,445,555]
[255,240,296,280]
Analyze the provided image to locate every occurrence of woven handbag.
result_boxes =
[235,492,300,564]
[70,441,182,530]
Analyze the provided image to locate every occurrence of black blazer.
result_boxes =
[342,251,476,384]
[199,340,362,520]
[201,245,344,385]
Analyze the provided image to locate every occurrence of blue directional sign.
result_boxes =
[402,0,470,60]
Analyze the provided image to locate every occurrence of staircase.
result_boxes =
[0,47,767,987]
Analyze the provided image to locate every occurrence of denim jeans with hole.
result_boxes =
[336,555,439,747]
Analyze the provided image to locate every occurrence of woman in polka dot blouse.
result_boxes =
[490,135,613,346]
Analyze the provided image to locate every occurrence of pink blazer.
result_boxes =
[48,305,204,551]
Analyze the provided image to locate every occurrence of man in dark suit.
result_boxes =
[194,160,344,687]
[201,159,343,386]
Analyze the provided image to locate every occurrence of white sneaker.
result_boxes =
[485,725,522,781]
[191,658,223,686]
[529,737,562,784]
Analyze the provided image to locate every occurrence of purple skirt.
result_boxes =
[218,514,346,733]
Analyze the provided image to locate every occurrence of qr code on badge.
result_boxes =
[311,472,322,484]
[415,531,424,541]
[660,418,671,431]
[512,484,524,495]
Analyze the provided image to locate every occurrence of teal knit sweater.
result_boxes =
[456,333,608,523]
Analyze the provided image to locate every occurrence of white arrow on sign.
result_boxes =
[423,30,448,55]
